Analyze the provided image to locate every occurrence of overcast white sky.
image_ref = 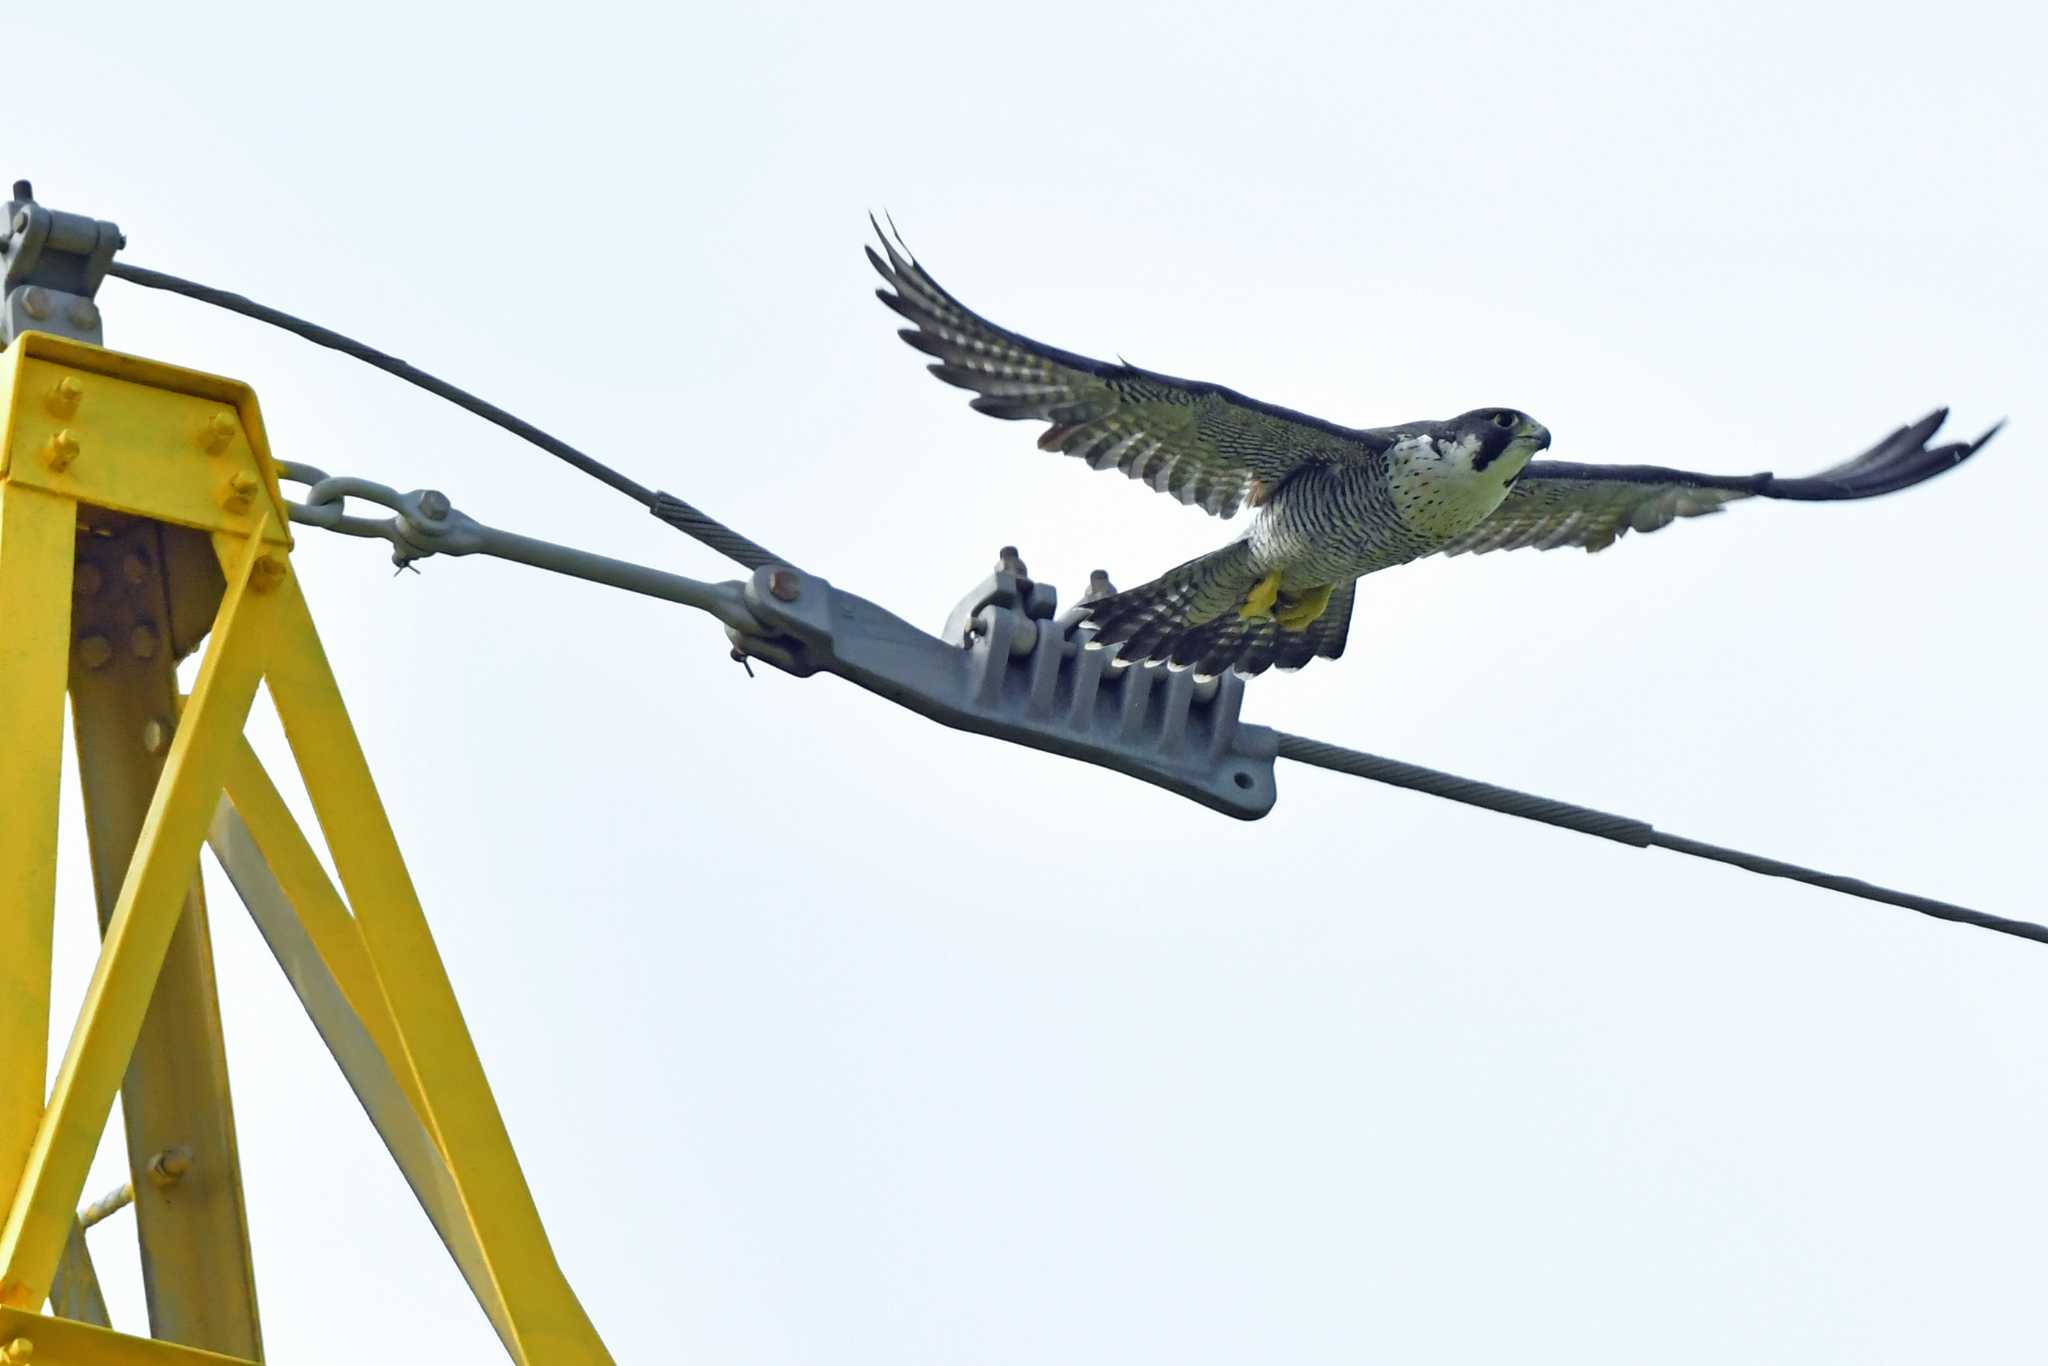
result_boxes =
[13,1,2048,1361]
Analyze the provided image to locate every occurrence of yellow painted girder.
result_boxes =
[0,1306,254,1365]
[263,581,606,1363]
[0,522,282,1309]
[0,482,74,1230]
[0,334,288,546]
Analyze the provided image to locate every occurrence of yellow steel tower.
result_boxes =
[0,189,608,1363]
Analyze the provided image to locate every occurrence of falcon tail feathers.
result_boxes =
[1082,549,1357,678]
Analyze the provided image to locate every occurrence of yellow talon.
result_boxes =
[1274,583,1335,631]
[1238,571,1283,621]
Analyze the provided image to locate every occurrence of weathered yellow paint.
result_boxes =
[0,334,288,547]
[1,338,610,1361]
[0,483,74,1230]
[0,523,278,1309]
[69,514,262,1356]
[0,1306,255,1364]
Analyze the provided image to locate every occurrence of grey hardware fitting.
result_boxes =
[0,181,122,347]
[276,466,1279,819]
[731,550,1278,819]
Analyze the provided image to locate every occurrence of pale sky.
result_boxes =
[15,1,2048,1361]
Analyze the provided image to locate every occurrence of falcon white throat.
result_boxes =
[869,220,1998,679]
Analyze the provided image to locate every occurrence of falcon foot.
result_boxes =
[1238,571,1283,622]
[1274,583,1335,632]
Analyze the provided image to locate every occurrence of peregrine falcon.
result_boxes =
[869,223,1999,678]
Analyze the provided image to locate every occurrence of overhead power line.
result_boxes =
[105,261,790,570]
[102,262,2039,948]
[1273,733,2045,945]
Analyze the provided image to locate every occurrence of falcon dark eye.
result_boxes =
[1491,411,1517,430]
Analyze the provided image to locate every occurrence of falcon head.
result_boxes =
[1445,407,1551,484]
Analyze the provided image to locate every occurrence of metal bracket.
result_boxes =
[276,469,1279,819]
[1,180,122,348]
[732,551,1278,820]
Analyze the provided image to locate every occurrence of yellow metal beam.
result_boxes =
[217,740,422,1118]
[0,522,281,1309]
[69,518,261,1358]
[0,482,74,1228]
[205,795,515,1350]
[0,1307,255,1365]
[264,580,610,1364]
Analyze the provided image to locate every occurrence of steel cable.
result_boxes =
[1273,731,2045,946]
[104,260,2034,947]
[105,261,790,570]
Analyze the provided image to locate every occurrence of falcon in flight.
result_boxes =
[868,223,1998,678]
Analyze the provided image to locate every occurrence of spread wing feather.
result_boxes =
[868,219,1378,518]
[1438,410,1998,556]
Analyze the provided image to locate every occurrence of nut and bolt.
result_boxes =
[147,1146,193,1188]
[42,428,78,471]
[73,562,102,597]
[251,552,288,593]
[142,716,173,754]
[201,411,237,454]
[130,623,159,660]
[46,375,83,417]
[67,298,98,330]
[20,286,48,320]
[76,635,112,670]
[416,488,451,521]
[1,1335,33,1363]
[220,470,260,512]
[122,552,149,585]
[767,568,802,602]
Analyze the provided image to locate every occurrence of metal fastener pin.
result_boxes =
[47,376,83,417]
[43,429,78,471]
[202,411,237,454]
[768,568,801,601]
[220,471,260,512]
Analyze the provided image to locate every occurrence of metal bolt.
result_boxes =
[1,1334,33,1363]
[130,623,158,660]
[20,286,47,320]
[767,568,801,602]
[46,375,83,417]
[42,428,78,471]
[122,551,149,585]
[73,562,102,597]
[10,209,26,234]
[142,716,172,754]
[67,298,98,330]
[220,470,260,513]
[251,552,288,593]
[76,635,112,669]
[416,488,451,521]
[201,411,237,454]
[147,1146,192,1188]
[996,545,1028,577]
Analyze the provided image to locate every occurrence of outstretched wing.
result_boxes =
[1438,410,1999,556]
[868,220,1377,518]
